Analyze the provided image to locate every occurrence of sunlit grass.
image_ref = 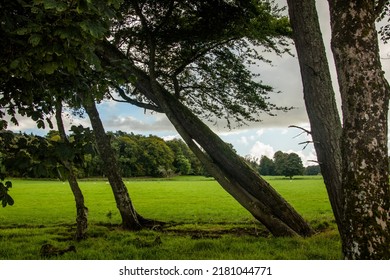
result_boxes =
[0,175,341,260]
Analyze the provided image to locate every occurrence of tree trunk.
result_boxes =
[97,41,314,237]
[55,101,88,240]
[150,83,314,237]
[82,96,141,230]
[169,114,299,237]
[328,1,390,259]
[286,0,344,234]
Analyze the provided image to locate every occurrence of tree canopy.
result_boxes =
[0,129,203,179]
[0,0,314,237]
[108,0,293,128]
[0,0,120,130]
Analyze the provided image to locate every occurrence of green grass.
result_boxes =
[0,176,342,260]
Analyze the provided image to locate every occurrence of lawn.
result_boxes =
[0,176,342,260]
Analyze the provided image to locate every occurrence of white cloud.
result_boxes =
[239,136,249,145]
[5,115,39,132]
[161,134,181,141]
[256,129,265,136]
[60,113,91,131]
[249,141,275,160]
[217,129,249,136]
[286,149,318,167]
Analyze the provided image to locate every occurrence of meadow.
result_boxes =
[0,176,342,260]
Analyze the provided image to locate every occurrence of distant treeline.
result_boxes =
[0,130,206,178]
[47,130,206,178]
[1,129,320,179]
[246,152,321,178]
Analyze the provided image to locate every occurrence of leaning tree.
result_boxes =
[97,0,314,237]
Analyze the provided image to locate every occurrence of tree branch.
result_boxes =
[298,140,319,150]
[289,125,312,137]
[110,86,164,113]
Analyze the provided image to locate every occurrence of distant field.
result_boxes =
[0,176,342,260]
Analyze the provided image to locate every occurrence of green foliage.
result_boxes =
[273,151,304,179]
[175,155,192,175]
[166,139,203,175]
[86,132,203,178]
[111,0,293,128]
[257,151,305,178]
[284,153,305,179]
[305,165,321,176]
[258,155,276,175]
[0,0,121,130]
[1,130,204,179]
[0,180,14,207]
[0,127,95,180]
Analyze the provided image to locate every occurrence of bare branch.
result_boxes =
[289,125,311,135]
[110,86,164,113]
[297,140,319,150]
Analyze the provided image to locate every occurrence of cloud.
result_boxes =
[285,148,318,167]
[105,113,175,132]
[161,134,181,141]
[249,141,275,160]
[256,129,265,136]
[5,115,40,132]
[238,136,250,146]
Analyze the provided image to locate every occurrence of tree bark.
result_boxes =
[328,0,390,259]
[81,96,141,230]
[55,101,88,240]
[97,41,314,237]
[329,0,390,259]
[286,0,344,234]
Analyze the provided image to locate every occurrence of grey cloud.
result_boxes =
[105,114,175,132]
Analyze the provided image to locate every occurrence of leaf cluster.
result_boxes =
[111,0,293,127]
[376,0,390,42]
[1,0,294,131]
[0,0,121,130]
[0,180,14,208]
[0,127,96,180]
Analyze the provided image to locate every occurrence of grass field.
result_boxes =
[0,176,342,260]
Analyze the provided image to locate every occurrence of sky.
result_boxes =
[5,1,390,166]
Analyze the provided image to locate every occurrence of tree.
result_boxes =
[167,139,202,175]
[0,0,159,231]
[0,127,93,239]
[111,133,143,177]
[284,153,304,179]
[273,151,304,179]
[99,0,314,237]
[286,0,390,259]
[305,165,321,176]
[138,136,175,177]
[174,155,191,175]
[328,0,390,259]
[273,151,288,176]
[81,96,142,229]
[259,155,276,176]
[54,101,88,240]
[1,0,313,236]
